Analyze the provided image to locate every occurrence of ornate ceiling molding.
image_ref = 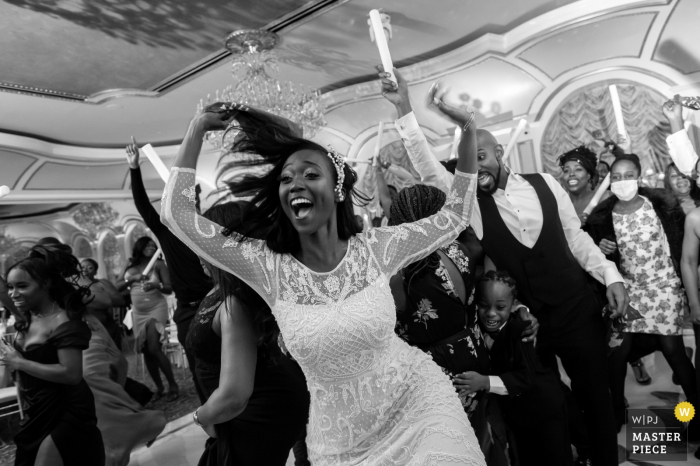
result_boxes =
[321,0,669,111]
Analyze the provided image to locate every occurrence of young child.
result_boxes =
[453,270,572,466]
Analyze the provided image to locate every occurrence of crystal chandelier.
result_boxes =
[196,29,326,149]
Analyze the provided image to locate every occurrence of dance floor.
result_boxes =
[129,331,700,465]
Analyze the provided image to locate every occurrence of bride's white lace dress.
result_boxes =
[162,167,485,465]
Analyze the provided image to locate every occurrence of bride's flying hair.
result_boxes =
[215,109,370,255]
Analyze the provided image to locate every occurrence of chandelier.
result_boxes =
[196,29,326,149]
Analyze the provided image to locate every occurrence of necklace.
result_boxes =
[32,302,61,319]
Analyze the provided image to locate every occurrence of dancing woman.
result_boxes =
[188,202,309,465]
[1,245,105,466]
[663,163,700,214]
[161,103,485,465]
[119,237,178,401]
[558,146,609,225]
[586,154,699,431]
[79,258,125,347]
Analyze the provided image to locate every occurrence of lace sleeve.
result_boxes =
[366,170,476,278]
[160,168,277,307]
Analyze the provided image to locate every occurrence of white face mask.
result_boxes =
[611,179,638,201]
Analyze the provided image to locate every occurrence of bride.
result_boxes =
[160,102,485,465]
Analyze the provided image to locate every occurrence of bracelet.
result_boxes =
[193,408,205,427]
[159,282,163,290]
[462,112,476,132]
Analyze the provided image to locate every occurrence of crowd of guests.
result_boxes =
[1,68,700,466]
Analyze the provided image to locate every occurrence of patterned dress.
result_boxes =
[162,167,485,466]
[395,241,489,417]
[613,197,685,335]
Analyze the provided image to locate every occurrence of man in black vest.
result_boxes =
[381,69,629,466]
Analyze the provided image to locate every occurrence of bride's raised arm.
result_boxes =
[160,105,278,307]
[366,112,478,278]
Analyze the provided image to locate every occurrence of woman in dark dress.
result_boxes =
[387,184,537,464]
[0,245,104,466]
[389,185,490,417]
[187,202,310,466]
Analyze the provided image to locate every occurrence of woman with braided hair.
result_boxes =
[559,146,610,225]
[388,184,537,464]
[1,244,105,466]
[389,184,489,417]
[161,101,486,465]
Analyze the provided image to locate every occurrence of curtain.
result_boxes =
[359,140,422,219]
[541,81,672,178]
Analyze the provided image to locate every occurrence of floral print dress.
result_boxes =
[395,240,490,417]
[613,197,685,335]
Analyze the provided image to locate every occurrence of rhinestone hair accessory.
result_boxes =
[326,145,346,202]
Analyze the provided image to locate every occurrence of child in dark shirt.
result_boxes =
[453,270,573,466]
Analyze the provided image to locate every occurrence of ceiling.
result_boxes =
[2,0,700,223]
[0,0,579,147]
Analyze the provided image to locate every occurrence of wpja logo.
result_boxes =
[626,403,695,461]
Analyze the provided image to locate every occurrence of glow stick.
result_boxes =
[15,382,23,420]
[0,186,10,200]
[142,248,162,277]
[608,85,626,137]
[369,10,396,84]
[345,159,372,165]
[142,144,170,182]
[502,119,528,161]
[374,121,385,158]
[583,173,611,215]
[450,126,461,159]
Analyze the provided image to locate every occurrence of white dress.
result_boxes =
[162,167,485,466]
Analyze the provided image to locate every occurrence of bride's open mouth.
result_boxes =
[291,197,314,220]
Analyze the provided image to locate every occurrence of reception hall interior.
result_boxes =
[1,0,700,465]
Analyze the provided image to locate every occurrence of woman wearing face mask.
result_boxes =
[664,163,700,214]
[586,154,699,433]
[558,146,609,225]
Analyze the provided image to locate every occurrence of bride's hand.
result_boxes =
[194,102,242,132]
[428,83,473,127]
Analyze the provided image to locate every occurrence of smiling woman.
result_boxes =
[160,102,484,464]
[663,163,700,214]
[2,245,105,466]
[558,145,607,224]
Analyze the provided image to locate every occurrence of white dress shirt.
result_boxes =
[666,130,699,177]
[395,112,623,287]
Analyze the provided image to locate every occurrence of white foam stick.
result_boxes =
[450,126,462,159]
[142,144,170,182]
[369,10,396,83]
[345,159,372,165]
[0,186,10,200]
[583,173,611,215]
[608,85,626,137]
[142,248,162,277]
[501,119,528,161]
[374,121,385,158]
[15,381,23,420]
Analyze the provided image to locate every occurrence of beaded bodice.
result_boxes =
[162,168,483,464]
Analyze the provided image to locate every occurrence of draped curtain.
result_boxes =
[360,140,421,218]
[541,81,672,178]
